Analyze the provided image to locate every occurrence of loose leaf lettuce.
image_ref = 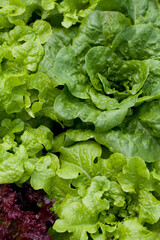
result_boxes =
[1,1,160,239]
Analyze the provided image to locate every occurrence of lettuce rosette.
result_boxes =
[53,9,160,134]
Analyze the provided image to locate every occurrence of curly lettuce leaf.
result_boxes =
[118,156,154,193]
[138,190,160,224]
[53,195,99,240]
[12,41,44,72]
[117,218,159,240]
[0,145,27,183]
[21,125,54,157]
[57,0,100,28]
[30,153,59,194]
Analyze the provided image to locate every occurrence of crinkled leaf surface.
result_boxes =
[117,218,159,240]
[1,1,160,240]
[118,156,154,193]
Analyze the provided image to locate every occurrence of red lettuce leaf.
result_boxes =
[0,184,57,240]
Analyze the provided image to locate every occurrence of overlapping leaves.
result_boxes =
[50,140,160,239]
[1,0,160,239]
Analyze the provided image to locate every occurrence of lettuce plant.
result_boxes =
[1,0,160,239]
[0,184,56,239]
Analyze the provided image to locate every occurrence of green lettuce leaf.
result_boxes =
[113,24,160,61]
[21,125,54,157]
[32,20,52,44]
[30,153,59,194]
[95,117,160,162]
[53,195,99,240]
[73,10,131,50]
[54,88,128,132]
[57,0,100,28]
[117,156,154,193]
[117,218,159,240]
[54,47,90,99]
[82,176,110,214]
[121,0,149,23]
[137,100,160,138]
[12,41,44,72]
[38,27,78,85]
[138,190,160,224]
[85,46,148,95]
[57,141,102,179]
[0,145,27,183]
[147,219,160,238]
